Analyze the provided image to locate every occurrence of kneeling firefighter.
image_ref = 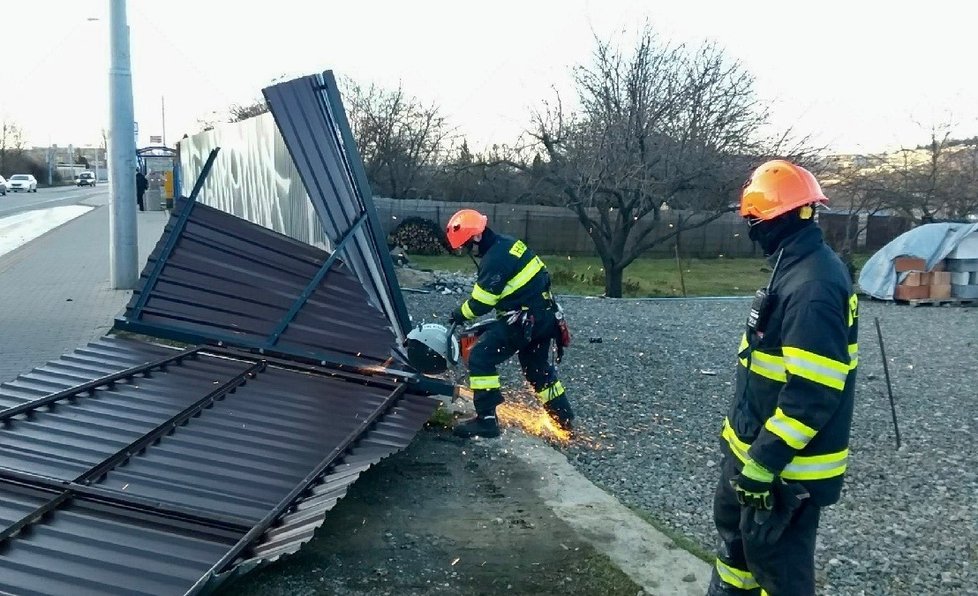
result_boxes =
[445,209,574,439]
[708,160,858,596]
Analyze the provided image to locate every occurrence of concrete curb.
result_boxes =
[499,434,711,595]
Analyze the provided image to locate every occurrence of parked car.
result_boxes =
[7,174,37,192]
[75,171,97,186]
[0,175,6,196]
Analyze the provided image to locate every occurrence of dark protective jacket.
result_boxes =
[454,230,552,321]
[722,225,859,506]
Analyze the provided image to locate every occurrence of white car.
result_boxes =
[75,171,97,187]
[0,175,6,196]
[7,174,37,192]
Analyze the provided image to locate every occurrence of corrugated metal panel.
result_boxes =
[177,113,331,251]
[245,391,438,561]
[0,337,438,595]
[117,198,396,368]
[0,495,242,596]
[95,366,401,523]
[4,69,452,595]
[0,339,250,481]
[262,71,412,341]
[201,391,439,593]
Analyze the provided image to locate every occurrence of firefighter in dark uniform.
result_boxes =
[708,160,859,595]
[445,209,574,438]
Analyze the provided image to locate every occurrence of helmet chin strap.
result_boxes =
[465,241,480,271]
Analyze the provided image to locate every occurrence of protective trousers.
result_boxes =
[467,312,564,416]
[710,454,821,596]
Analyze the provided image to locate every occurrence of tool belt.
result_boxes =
[498,307,535,343]
[498,290,573,362]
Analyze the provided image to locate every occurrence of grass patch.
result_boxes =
[426,404,457,429]
[410,250,878,297]
[568,549,644,595]
[409,253,771,297]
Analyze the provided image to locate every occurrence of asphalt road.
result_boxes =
[0,185,107,218]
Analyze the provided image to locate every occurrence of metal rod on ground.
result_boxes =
[874,316,901,449]
[675,243,687,297]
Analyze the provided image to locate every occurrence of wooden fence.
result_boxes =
[374,198,761,258]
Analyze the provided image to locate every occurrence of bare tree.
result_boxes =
[875,123,957,224]
[228,100,269,123]
[821,155,892,278]
[493,27,814,296]
[0,120,51,183]
[0,120,26,174]
[437,141,541,204]
[939,143,978,219]
[851,121,978,224]
[340,78,454,199]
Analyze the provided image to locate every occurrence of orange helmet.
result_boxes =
[445,209,488,250]
[740,160,828,221]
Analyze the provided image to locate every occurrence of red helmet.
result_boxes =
[445,209,488,250]
[740,160,828,221]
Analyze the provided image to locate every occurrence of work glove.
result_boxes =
[731,474,773,511]
[738,479,810,546]
[448,308,467,326]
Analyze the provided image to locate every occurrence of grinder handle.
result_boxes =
[447,323,459,366]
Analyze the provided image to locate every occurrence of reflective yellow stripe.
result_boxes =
[764,407,817,450]
[739,349,787,383]
[720,420,773,482]
[782,450,849,480]
[536,381,565,403]
[782,346,849,391]
[722,418,848,480]
[499,256,545,299]
[715,559,759,590]
[461,301,477,320]
[742,459,774,483]
[469,375,501,390]
[849,343,859,369]
[471,283,500,306]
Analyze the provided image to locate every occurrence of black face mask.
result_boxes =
[467,228,495,258]
[747,210,813,256]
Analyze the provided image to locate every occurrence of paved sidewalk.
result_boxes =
[0,201,169,381]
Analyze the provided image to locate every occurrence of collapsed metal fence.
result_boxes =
[0,70,449,595]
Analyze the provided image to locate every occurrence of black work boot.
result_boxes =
[705,569,761,596]
[453,414,500,438]
[543,395,574,431]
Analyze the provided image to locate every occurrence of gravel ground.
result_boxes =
[405,291,978,596]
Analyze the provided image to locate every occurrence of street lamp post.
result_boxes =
[108,0,138,289]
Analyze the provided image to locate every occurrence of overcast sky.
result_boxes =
[2,0,974,155]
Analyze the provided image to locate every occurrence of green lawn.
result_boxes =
[409,253,776,297]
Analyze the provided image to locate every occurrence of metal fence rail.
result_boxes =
[0,69,452,595]
[0,338,439,596]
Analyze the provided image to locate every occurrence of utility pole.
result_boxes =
[161,96,167,146]
[108,0,138,289]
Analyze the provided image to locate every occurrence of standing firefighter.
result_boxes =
[708,160,858,595]
[445,209,574,438]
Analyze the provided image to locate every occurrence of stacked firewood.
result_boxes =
[387,217,449,255]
